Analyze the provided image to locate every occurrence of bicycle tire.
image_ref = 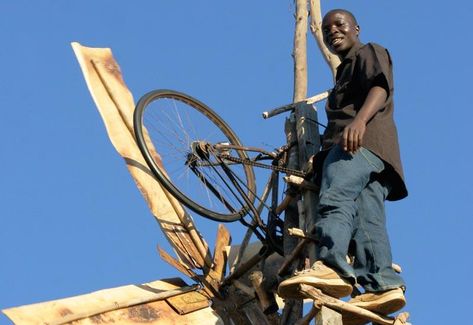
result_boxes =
[133,89,256,222]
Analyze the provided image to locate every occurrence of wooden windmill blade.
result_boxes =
[71,43,211,271]
[2,278,221,325]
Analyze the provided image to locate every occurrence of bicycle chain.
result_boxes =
[218,154,307,178]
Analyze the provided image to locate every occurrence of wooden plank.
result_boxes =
[65,299,222,325]
[2,279,205,325]
[71,42,212,270]
[210,224,231,282]
[157,246,197,279]
[200,242,229,299]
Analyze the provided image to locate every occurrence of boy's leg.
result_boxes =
[347,179,406,315]
[352,179,405,292]
[278,146,384,299]
[315,146,385,281]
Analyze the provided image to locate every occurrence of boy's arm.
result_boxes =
[342,85,387,153]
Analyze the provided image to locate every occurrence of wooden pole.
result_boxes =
[308,0,340,78]
[293,0,309,102]
[280,1,309,324]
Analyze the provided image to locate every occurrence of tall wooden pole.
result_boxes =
[280,1,309,324]
[284,1,343,325]
[309,0,340,78]
[293,0,309,102]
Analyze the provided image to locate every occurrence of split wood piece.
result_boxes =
[2,279,204,325]
[298,284,410,325]
[203,224,231,294]
[284,175,320,192]
[71,42,212,270]
[157,246,198,280]
[211,224,231,282]
[249,271,278,315]
[157,246,220,298]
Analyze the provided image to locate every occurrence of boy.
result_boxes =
[278,9,407,315]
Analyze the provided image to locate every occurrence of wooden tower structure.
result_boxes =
[3,1,410,324]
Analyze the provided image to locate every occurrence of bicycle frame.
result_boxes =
[185,89,329,256]
[187,141,289,255]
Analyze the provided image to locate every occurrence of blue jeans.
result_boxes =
[315,145,405,292]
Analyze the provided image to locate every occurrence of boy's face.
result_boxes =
[322,11,360,57]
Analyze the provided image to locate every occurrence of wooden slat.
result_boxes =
[66,299,222,325]
[211,224,231,282]
[157,247,218,298]
[71,42,211,270]
[157,246,197,279]
[2,279,205,325]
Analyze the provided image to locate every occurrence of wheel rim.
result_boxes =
[134,90,256,221]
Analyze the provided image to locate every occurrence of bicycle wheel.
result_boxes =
[134,89,256,222]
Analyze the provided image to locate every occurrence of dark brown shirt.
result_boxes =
[322,42,407,201]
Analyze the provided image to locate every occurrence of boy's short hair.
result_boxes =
[324,9,358,25]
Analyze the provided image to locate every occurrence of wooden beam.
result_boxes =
[210,224,231,283]
[3,279,205,325]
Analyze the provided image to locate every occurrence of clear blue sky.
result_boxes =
[1,1,471,324]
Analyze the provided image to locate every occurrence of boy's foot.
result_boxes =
[277,261,353,299]
[341,288,406,325]
[348,287,406,315]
